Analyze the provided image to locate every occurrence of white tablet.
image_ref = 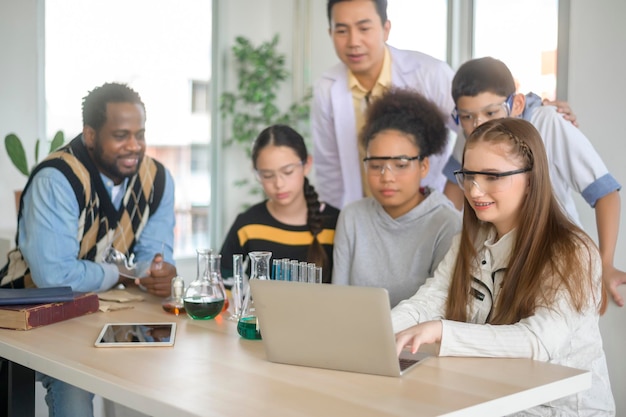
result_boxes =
[95,322,177,347]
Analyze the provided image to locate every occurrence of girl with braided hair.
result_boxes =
[332,88,461,307]
[220,125,339,283]
[393,118,614,415]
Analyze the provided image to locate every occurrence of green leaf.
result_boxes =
[50,130,65,153]
[234,178,249,187]
[34,139,40,166]
[4,133,29,176]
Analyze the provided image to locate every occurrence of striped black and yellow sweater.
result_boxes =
[219,201,339,283]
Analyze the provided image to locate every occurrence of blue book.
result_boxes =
[0,286,75,306]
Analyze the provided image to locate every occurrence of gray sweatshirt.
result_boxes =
[332,190,461,307]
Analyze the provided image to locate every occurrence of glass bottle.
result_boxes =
[161,275,186,315]
[237,251,271,339]
[183,249,225,320]
[209,253,229,312]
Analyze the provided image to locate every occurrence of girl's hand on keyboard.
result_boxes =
[395,320,442,356]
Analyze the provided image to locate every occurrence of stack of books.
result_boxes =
[0,287,99,330]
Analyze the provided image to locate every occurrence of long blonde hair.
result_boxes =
[445,118,606,323]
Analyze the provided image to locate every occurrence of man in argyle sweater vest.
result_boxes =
[0,82,177,417]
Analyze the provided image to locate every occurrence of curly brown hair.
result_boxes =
[360,88,448,158]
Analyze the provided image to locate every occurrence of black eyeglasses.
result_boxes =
[453,168,531,193]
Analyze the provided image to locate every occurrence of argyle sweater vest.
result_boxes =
[0,135,166,288]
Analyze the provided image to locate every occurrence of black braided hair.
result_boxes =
[303,177,330,282]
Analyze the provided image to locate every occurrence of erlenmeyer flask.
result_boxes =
[183,249,225,320]
[237,251,271,339]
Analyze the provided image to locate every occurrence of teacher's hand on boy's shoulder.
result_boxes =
[136,254,177,297]
[395,320,443,356]
[543,99,578,128]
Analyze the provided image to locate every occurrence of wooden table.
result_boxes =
[0,291,591,417]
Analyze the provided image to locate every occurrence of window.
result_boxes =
[385,1,561,100]
[191,80,211,114]
[387,0,448,61]
[474,0,559,100]
[45,0,212,258]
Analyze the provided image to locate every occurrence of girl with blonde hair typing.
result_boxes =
[393,118,614,415]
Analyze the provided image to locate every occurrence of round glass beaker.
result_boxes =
[184,249,225,320]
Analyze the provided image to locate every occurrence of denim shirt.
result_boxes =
[18,167,175,292]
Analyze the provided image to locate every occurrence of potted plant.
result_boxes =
[220,34,311,203]
[4,130,65,209]
[4,130,65,176]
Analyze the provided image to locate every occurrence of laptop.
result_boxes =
[250,279,431,377]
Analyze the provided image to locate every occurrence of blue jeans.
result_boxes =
[36,372,94,417]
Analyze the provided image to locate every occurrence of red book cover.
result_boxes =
[0,292,99,330]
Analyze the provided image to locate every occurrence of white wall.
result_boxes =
[217,0,292,238]
[0,0,43,231]
[568,0,626,413]
[309,1,338,89]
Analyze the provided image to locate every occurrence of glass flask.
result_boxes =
[209,253,229,312]
[183,249,225,320]
[161,275,186,315]
[228,254,244,321]
[237,251,271,339]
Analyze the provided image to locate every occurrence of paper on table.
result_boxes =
[98,289,144,303]
[98,301,135,312]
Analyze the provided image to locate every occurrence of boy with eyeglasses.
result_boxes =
[442,56,625,306]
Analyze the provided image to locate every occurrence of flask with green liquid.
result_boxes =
[237,251,271,339]
[183,249,225,320]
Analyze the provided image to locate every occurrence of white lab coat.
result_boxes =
[311,45,457,208]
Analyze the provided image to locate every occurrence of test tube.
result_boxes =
[281,258,291,281]
[299,261,308,283]
[272,259,281,280]
[315,266,323,284]
[307,263,316,283]
[232,254,244,316]
[290,260,299,282]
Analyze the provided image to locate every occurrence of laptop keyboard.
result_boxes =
[399,357,419,371]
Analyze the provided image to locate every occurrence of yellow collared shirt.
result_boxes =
[348,47,392,197]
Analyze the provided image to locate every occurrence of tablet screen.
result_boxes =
[95,323,176,347]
